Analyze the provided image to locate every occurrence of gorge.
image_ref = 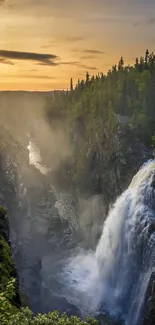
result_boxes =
[1,51,155,325]
[0,94,154,325]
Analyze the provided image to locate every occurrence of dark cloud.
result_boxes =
[0,50,59,66]
[72,49,105,55]
[0,49,97,71]
[0,58,14,65]
[0,0,5,5]
[82,50,105,54]
[60,61,79,66]
[79,64,97,70]
[61,61,97,70]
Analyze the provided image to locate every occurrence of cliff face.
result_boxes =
[54,125,151,213]
[0,205,20,307]
[0,123,154,323]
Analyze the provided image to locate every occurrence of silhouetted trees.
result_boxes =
[70,78,73,91]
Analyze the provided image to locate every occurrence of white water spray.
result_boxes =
[63,160,155,325]
[27,141,50,175]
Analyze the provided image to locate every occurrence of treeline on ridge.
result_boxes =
[46,50,155,196]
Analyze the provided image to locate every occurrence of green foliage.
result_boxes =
[0,279,18,325]
[47,49,155,144]
[0,235,14,291]
[19,286,30,308]
[0,280,98,325]
[0,206,20,309]
[0,206,7,218]
[45,50,155,195]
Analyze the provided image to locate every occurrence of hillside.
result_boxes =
[46,50,154,206]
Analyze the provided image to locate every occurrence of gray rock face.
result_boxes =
[0,129,81,315]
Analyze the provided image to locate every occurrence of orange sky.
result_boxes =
[0,0,155,91]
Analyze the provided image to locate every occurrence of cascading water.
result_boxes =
[2,126,155,324]
[62,160,155,325]
[27,140,51,175]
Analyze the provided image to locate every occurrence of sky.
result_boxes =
[0,0,155,91]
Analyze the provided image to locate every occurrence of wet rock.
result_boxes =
[142,271,155,325]
[150,173,155,189]
[148,223,155,235]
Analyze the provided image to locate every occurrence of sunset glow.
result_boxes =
[1,0,155,90]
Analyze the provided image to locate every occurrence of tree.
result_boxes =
[70,78,73,91]
[118,56,124,70]
[86,72,90,83]
[135,57,139,69]
[145,49,149,64]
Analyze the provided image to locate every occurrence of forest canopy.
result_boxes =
[47,50,155,145]
[46,50,155,196]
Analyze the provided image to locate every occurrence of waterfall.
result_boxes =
[27,140,50,175]
[4,134,155,323]
[63,160,155,325]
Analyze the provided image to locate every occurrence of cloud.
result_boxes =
[82,49,105,54]
[79,64,97,70]
[60,61,79,66]
[72,49,105,56]
[0,58,14,65]
[80,54,105,60]
[60,61,97,70]
[0,0,5,5]
[20,75,56,80]
[0,49,97,71]
[0,50,59,66]
[61,61,97,70]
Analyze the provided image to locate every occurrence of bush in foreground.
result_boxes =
[0,280,98,325]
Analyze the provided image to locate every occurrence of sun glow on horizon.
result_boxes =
[0,0,155,90]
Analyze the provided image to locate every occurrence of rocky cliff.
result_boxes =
[0,123,154,324]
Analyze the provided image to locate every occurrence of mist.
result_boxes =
[0,91,106,317]
[0,92,71,172]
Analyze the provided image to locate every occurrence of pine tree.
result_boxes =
[118,57,124,70]
[86,72,90,83]
[135,57,139,68]
[145,49,149,64]
[70,78,73,91]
